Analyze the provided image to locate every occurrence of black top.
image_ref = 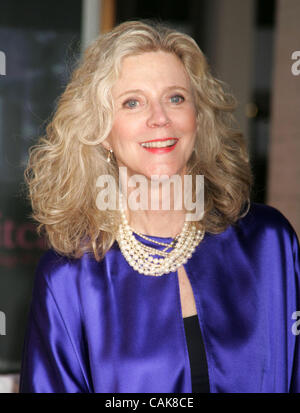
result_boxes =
[183,314,210,393]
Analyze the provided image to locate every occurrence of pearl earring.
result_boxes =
[106,149,113,163]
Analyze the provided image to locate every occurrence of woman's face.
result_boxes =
[104,51,197,180]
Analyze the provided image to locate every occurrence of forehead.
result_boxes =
[114,51,191,90]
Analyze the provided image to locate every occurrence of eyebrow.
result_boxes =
[116,86,190,99]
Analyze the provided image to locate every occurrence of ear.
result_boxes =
[100,139,112,151]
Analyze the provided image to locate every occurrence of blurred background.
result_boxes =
[0,0,299,392]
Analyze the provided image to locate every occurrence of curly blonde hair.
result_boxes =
[25,20,252,261]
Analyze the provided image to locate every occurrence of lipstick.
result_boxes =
[140,137,179,154]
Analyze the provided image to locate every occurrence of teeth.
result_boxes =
[141,139,177,148]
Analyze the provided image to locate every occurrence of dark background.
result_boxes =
[0,0,275,374]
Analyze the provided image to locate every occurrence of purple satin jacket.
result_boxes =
[19,203,300,393]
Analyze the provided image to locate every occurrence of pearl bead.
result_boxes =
[116,218,204,276]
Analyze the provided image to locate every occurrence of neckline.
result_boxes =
[183,314,198,321]
[133,232,174,248]
[139,233,174,242]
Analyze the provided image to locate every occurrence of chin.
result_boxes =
[144,168,181,181]
[145,162,187,179]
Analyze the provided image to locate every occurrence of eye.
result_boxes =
[170,94,185,104]
[123,99,139,109]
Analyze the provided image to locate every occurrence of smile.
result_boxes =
[140,138,178,149]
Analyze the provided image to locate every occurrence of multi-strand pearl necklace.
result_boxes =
[116,207,205,276]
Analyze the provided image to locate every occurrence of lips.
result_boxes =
[140,138,179,154]
[140,138,179,149]
[141,138,178,143]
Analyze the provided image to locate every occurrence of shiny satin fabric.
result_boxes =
[19,203,300,393]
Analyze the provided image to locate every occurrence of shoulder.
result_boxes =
[36,249,81,282]
[33,249,97,297]
[246,202,292,225]
[238,202,297,236]
[234,202,300,257]
[29,249,100,328]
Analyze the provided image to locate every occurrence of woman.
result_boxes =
[19,21,300,393]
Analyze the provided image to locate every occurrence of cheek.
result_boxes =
[188,106,197,128]
[110,118,126,142]
[110,114,141,144]
[177,110,197,135]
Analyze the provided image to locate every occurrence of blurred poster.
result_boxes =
[0,1,81,373]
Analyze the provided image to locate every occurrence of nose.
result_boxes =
[146,102,170,128]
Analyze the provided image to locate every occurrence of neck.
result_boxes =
[120,181,187,238]
[125,209,186,238]
[118,167,191,237]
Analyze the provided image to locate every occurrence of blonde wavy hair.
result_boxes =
[25,20,252,261]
